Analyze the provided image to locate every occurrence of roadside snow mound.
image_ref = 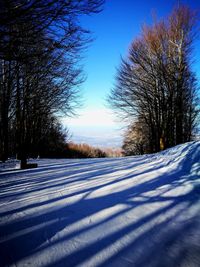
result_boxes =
[0,141,199,267]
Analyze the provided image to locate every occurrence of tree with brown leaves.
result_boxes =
[109,5,199,154]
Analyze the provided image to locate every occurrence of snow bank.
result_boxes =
[0,141,199,267]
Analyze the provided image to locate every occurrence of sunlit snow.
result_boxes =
[0,142,200,267]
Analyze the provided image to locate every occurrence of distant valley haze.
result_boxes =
[62,108,124,148]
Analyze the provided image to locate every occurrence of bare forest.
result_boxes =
[0,0,104,167]
[0,3,199,166]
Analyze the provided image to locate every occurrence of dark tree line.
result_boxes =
[109,5,199,155]
[0,0,104,167]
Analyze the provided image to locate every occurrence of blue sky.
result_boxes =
[63,0,200,147]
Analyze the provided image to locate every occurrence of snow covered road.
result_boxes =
[0,142,200,267]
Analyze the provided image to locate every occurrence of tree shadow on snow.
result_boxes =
[0,142,199,267]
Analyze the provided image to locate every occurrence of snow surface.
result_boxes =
[0,141,200,267]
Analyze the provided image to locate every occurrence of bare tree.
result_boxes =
[122,119,149,156]
[109,5,199,154]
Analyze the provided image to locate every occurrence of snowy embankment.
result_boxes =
[0,142,200,267]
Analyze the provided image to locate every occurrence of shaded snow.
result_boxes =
[0,142,200,267]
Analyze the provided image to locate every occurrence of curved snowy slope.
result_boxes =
[0,142,200,267]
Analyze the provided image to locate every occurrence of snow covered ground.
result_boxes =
[0,141,200,267]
